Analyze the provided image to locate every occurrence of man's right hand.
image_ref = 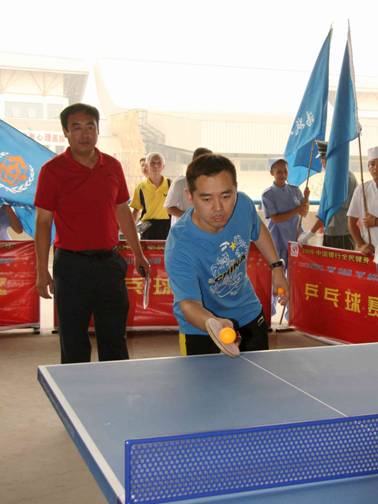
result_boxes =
[357,243,375,256]
[298,200,309,217]
[297,230,314,245]
[36,270,54,299]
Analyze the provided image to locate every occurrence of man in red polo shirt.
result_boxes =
[34,103,149,364]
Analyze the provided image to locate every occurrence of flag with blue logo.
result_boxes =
[0,119,55,237]
[285,28,332,186]
[317,26,360,227]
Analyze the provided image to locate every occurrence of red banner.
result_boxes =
[122,241,272,328]
[54,241,272,330]
[0,241,39,329]
[288,242,378,343]
[120,241,177,328]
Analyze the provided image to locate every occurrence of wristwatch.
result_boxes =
[270,259,285,270]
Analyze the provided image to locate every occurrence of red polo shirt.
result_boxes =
[34,148,129,250]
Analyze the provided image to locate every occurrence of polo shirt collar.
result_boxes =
[272,182,288,192]
[64,147,104,169]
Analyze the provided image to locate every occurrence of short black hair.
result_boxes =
[186,154,237,194]
[60,103,100,130]
[139,157,146,164]
[192,147,212,160]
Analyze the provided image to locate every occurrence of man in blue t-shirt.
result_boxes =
[165,154,288,356]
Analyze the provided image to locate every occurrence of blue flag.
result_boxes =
[0,119,55,237]
[317,26,360,227]
[285,29,332,186]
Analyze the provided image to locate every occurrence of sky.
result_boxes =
[2,0,377,114]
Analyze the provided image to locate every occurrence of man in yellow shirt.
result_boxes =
[130,152,171,239]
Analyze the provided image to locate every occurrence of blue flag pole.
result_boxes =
[317,23,361,228]
[285,28,332,186]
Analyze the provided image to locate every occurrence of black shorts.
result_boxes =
[182,310,269,356]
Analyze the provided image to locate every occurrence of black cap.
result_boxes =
[315,140,328,159]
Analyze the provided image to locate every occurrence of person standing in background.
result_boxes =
[34,103,149,364]
[347,146,378,264]
[139,157,148,177]
[130,152,171,239]
[298,140,357,250]
[164,147,212,226]
[262,157,309,269]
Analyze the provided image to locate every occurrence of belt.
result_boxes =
[59,248,116,258]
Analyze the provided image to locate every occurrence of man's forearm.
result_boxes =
[269,207,299,224]
[5,206,23,234]
[348,217,364,247]
[166,206,185,218]
[132,208,140,222]
[117,204,144,257]
[254,220,280,264]
[180,300,214,332]
[310,218,323,233]
[35,222,52,273]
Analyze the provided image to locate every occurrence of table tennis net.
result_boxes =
[125,413,378,504]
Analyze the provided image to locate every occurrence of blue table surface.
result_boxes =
[38,343,378,504]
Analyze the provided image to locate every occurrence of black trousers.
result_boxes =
[323,234,354,251]
[183,310,269,356]
[53,249,129,364]
[141,219,171,240]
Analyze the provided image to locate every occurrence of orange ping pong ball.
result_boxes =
[277,287,285,296]
[219,327,236,345]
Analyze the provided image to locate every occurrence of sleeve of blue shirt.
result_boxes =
[261,190,276,219]
[165,248,203,305]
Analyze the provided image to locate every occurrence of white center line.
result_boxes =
[240,355,347,417]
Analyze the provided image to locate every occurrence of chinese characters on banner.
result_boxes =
[288,242,378,343]
[0,241,40,329]
[119,241,177,328]
[119,241,272,329]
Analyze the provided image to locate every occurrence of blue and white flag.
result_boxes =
[285,28,332,186]
[317,25,361,227]
[0,119,55,237]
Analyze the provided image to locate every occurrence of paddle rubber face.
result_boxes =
[205,318,240,358]
[143,274,151,310]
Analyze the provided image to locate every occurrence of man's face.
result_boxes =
[147,156,164,176]
[63,112,98,156]
[271,161,288,187]
[140,160,148,176]
[188,170,237,233]
[368,159,378,185]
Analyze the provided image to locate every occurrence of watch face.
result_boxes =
[271,259,285,269]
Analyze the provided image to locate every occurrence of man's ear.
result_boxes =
[186,188,194,204]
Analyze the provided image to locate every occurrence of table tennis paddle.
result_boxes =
[205,318,240,358]
[138,266,151,310]
[142,273,151,310]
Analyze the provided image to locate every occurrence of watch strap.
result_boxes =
[270,259,285,269]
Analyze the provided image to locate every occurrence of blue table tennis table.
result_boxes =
[38,343,378,504]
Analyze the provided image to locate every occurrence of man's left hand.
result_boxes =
[272,268,289,305]
[135,254,150,277]
[363,213,377,228]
